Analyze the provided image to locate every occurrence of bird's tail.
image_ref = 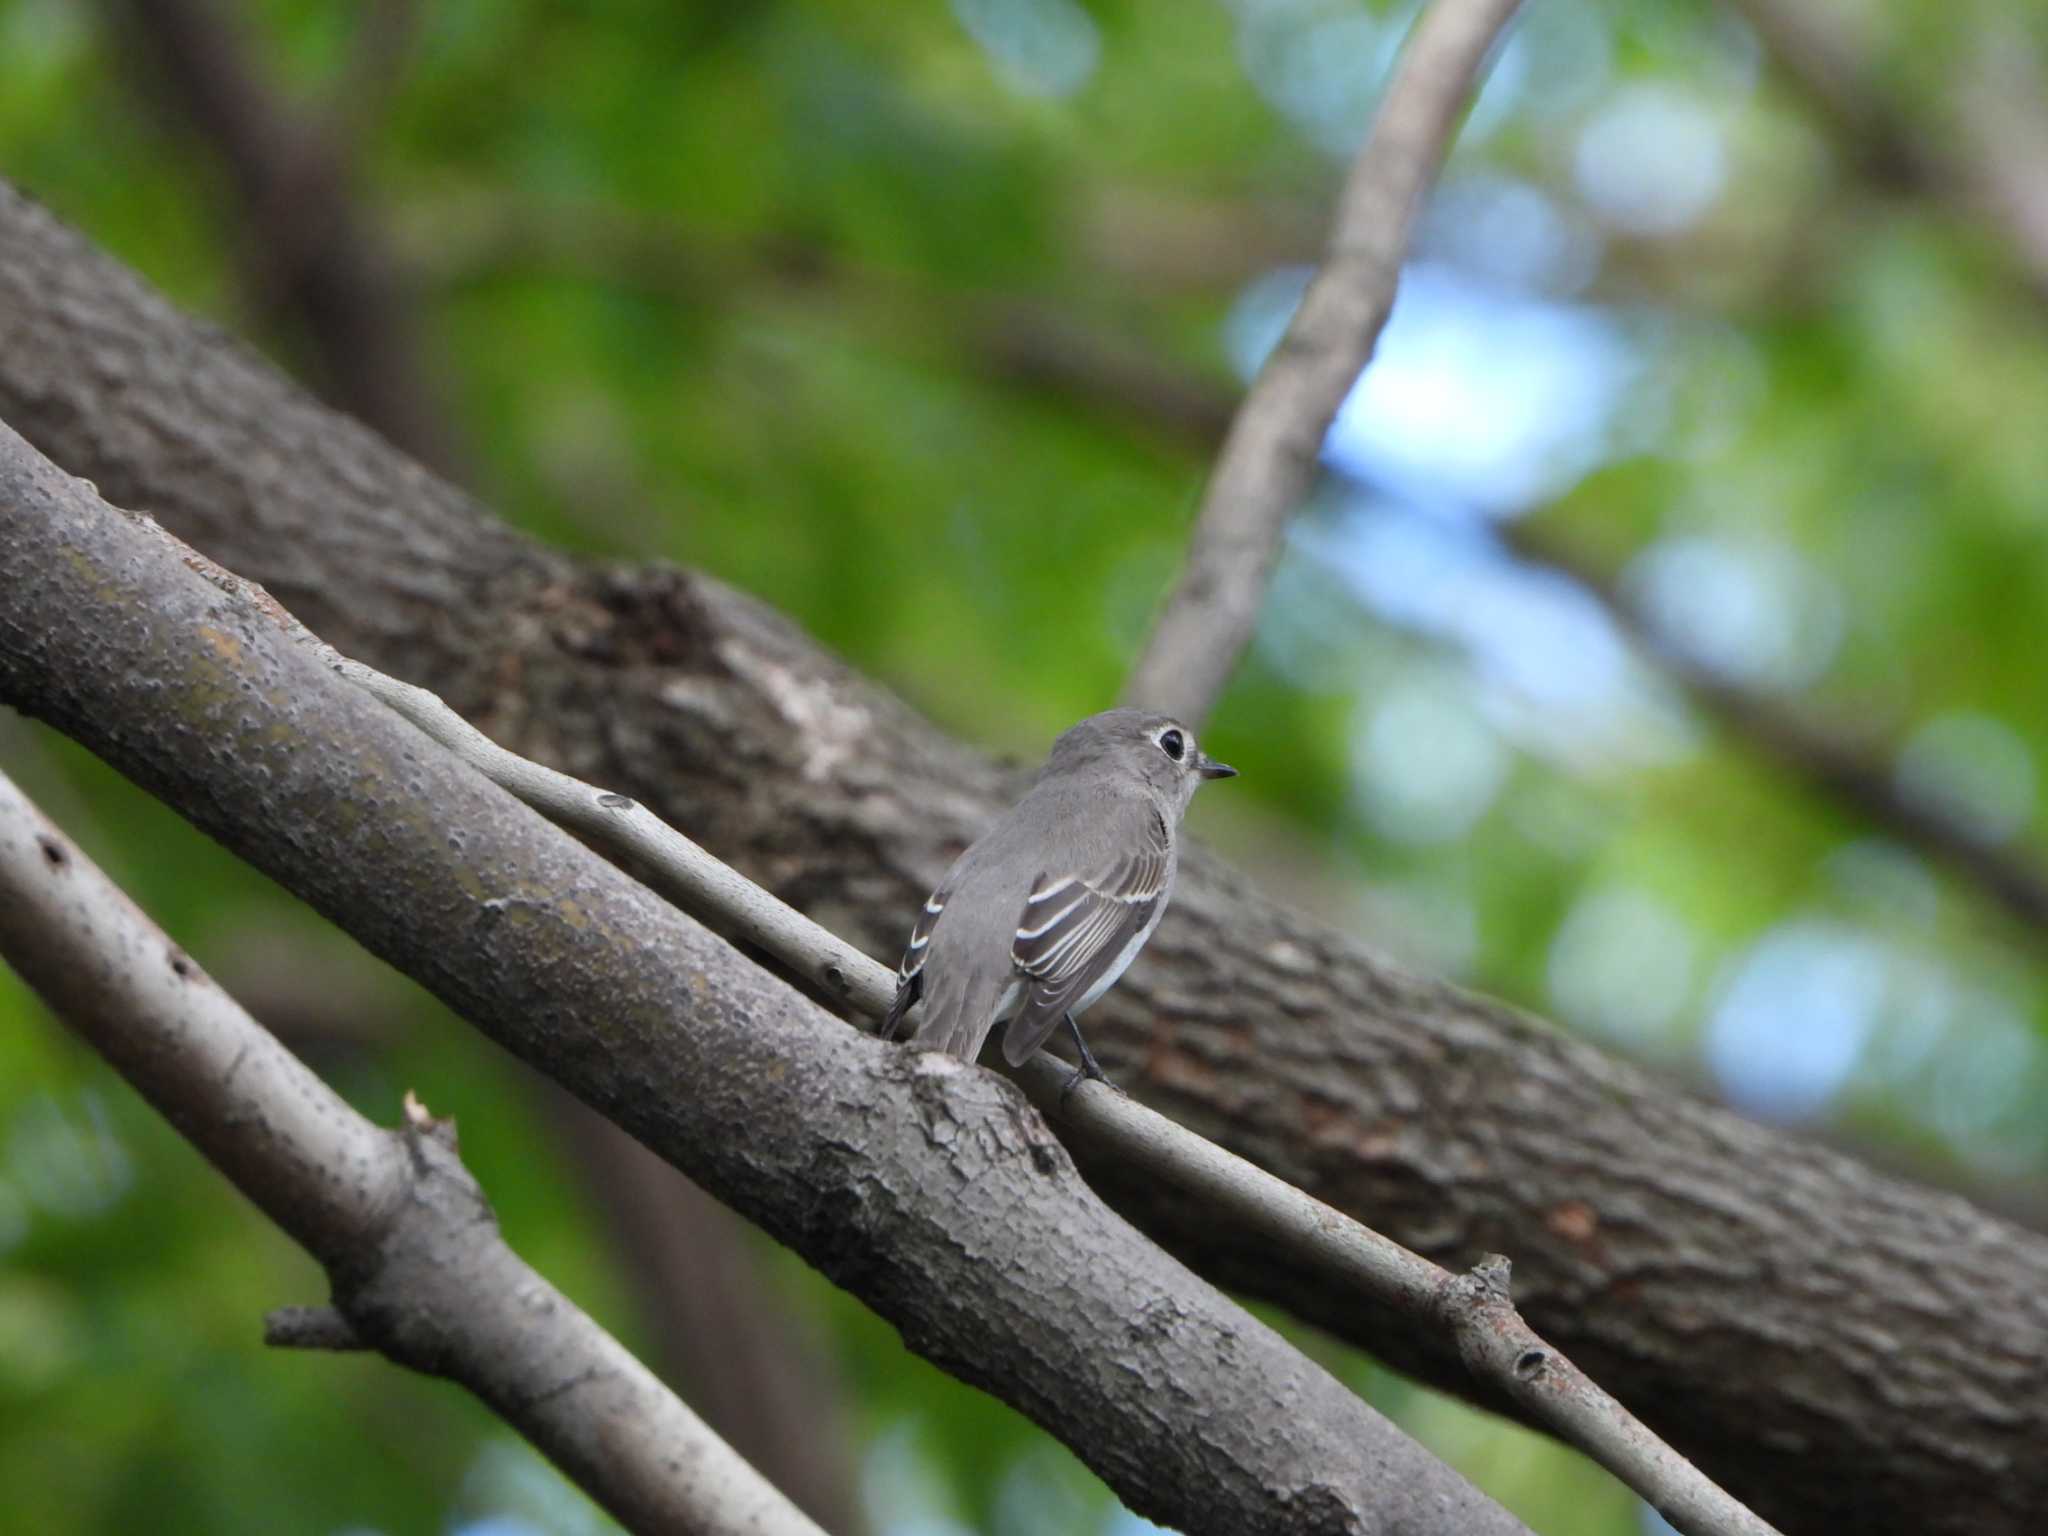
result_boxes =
[911,962,1013,1063]
[881,972,920,1039]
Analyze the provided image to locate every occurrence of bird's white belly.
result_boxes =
[1071,901,1165,1017]
[990,976,1025,1025]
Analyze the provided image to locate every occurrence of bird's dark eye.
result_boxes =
[1159,729,1185,761]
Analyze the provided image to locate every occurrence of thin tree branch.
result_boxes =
[1947,16,2048,298]
[99,0,462,473]
[408,191,1264,443]
[544,1099,871,1536]
[102,5,870,1490]
[923,275,2048,942]
[0,771,827,1536]
[320,0,421,158]
[5,177,2044,1536]
[125,493,1781,1536]
[1499,521,2048,935]
[0,419,1535,1536]
[1726,0,2048,304]
[1122,0,1524,727]
[264,1305,370,1351]
[173,888,872,1533]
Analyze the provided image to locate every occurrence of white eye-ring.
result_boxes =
[1157,727,1186,762]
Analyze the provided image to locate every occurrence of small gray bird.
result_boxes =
[882,708,1236,1084]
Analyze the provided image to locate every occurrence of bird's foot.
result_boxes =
[1057,1013,1114,1110]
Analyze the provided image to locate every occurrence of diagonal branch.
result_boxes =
[1499,521,2048,935]
[98,6,869,1484]
[0,771,826,1536]
[0,418,1534,1536]
[99,0,462,472]
[3,178,2044,1536]
[1725,0,2048,304]
[1122,0,1524,727]
[127,474,1785,1536]
[938,279,2048,941]
[543,1101,870,1536]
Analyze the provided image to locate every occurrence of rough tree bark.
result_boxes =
[310,588,1780,1536]
[545,1103,869,1536]
[0,768,827,1536]
[1,181,2044,1536]
[0,420,1533,1536]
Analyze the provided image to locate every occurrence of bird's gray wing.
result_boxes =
[882,882,949,1040]
[999,806,1171,1066]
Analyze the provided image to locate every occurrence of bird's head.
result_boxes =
[1042,707,1237,813]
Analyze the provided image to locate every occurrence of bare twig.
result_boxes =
[0,769,827,1536]
[264,1305,369,1351]
[9,178,2040,1535]
[1,419,1537,1536]
[252,531,1779,1536]
[101,0,461,472]
[2,414,1773,1533]
[1726,0,2048,303]
[914,281,2048,942]
[1502,522,2048,936]
[1122,0,1525,726]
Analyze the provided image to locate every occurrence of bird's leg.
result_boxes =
[1064,1014,1109,1081]
[1058,1012,1112,1106]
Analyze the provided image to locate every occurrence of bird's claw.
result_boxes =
[1058,1063,1112,1112]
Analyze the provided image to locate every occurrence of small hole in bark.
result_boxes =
[170,953,193,978]
[39,837,67,868]
[1515,1350,1547,1379]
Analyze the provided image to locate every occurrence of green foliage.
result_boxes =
[4,0,2047,1531]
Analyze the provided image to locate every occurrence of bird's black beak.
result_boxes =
[1197,754,1238,780]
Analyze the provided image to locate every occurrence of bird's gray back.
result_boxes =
[910,779,1175,1062]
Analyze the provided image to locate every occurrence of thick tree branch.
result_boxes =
[102,6,871,1488]
[546,1101,870,1536]
[2,180,2044,1536]
[263,608,1772,1532]
[0,772,826,1536]
[0,421,1532,1536]
[100,501,1783,1532]
[1122,0,1524,727]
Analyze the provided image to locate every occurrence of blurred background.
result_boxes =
[1,0,2045,1532]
